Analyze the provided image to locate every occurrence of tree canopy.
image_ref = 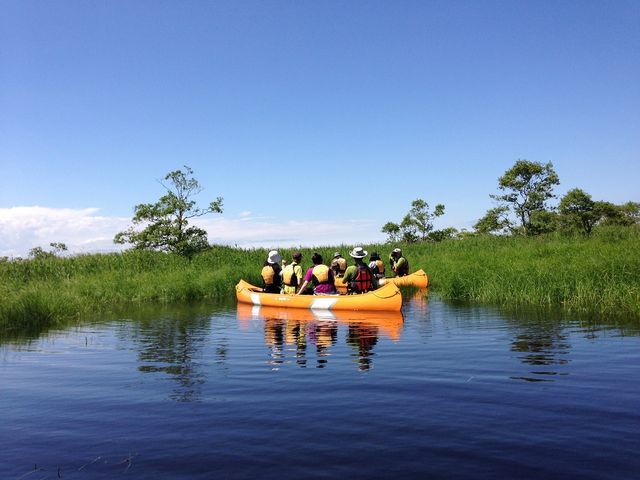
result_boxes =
[382,199,445,243]
[114,166,223,257]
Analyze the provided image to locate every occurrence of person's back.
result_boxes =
[344,247,376,293]
[330,252,347,278]
[282,252,304,294]
[297,253,337,295]
[368,252,385,279]
[262,250,283,293]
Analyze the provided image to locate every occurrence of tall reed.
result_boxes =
[1,227,638,334]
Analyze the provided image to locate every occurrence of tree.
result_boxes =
[489,159,560,235]
[473,206,511,235]
[28,242,68,260]
[114,166,223,257]
[381,199,445,243]
[381,222,401,243]
[558,188,598,235]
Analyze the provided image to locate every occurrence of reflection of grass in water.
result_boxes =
[1,228,639,337]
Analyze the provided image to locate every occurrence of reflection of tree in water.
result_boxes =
[346,324,379,371]
[117,303,222,402]
[509,318,571,382]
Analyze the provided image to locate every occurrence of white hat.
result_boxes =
[349,246,368,259]
[392,248,402,254]
[267,250,282,264]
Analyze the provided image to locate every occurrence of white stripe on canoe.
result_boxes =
[250,293,261,305]
[310,297,338,310]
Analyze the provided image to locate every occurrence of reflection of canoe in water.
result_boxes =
[236,303,404,341]
[378,269,429,288]
[236,279,402,311]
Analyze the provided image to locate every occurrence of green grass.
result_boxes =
[1,227,639,336]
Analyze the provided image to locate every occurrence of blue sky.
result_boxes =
[1,0,639,256]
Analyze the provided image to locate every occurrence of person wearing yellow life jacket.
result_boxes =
[261,250,283,293]
[282,252,304,294]
[368,251,386,280]
[389,248,409,277]
[330,252,348,278]
[296,252,337,295]
[343,247,377,293]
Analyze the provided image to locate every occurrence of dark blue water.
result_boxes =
[1,293,639,479]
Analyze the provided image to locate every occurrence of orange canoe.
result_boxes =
[378,269,429,288]
[236,279,402,311]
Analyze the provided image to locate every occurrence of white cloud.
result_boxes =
[0,206,384,257]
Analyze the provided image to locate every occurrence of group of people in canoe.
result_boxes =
[261,246,409,295]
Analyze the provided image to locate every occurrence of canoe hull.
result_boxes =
[236,280,402,311]
[378,269,429,288]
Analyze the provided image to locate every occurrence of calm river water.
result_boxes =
[1,291,639,479]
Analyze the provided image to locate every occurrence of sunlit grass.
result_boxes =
[1,227,639,335]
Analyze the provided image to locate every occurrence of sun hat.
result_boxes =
[333,252,342,258]
[349,246,368,259]
[392,248,402,254]
[267,250,282,264]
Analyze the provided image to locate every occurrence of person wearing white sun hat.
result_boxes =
[389,248,409,277]
[261,250,283,293]
[342,247,376,293]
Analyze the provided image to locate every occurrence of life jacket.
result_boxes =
[373,259,385,275]
[331,257,347,277]
[350,264,373,293]
[396,257,409,277]
[311,264,331,285]
[261,265,276,286]
[282,262,299,287]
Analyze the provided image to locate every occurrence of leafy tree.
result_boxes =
[596,201,640,227]
[381,198,445,243]
[114,166,223,257]
[28,242,68,260]
[490,159,560,235]
[473,205,511,235]
[381,222,401,243]
[428,227,458,242]
[558,188,598,234]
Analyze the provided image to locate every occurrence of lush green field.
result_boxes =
[1,227,639,335]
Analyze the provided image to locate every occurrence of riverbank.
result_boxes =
[1,227,639,333]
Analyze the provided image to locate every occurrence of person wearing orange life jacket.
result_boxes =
[296,252,337,295]
[368,251,386,280]
[261,250,283,294]
[343,247,377,293]
[282,252,304,294]
[330,252,348,278]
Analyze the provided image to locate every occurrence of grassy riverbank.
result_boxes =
[1,227,639,334]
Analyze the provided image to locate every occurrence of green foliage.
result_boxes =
[488,159,560,235]
[114,166,223,257]
[2,229,640,334]
[28,242,68,260]
[558,188,598,234]
[474,206,511,235]
[382,198,445,243]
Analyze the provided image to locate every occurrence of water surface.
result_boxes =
[1,292,639,479]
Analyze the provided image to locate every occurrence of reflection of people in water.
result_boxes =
[307,321,338,368]
[285,320,307,367]
[264,318,286,368]
[346,324,379,371]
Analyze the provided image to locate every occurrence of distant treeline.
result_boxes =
[382,159,638,243]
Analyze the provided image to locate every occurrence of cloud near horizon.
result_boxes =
[0,206,383,257]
